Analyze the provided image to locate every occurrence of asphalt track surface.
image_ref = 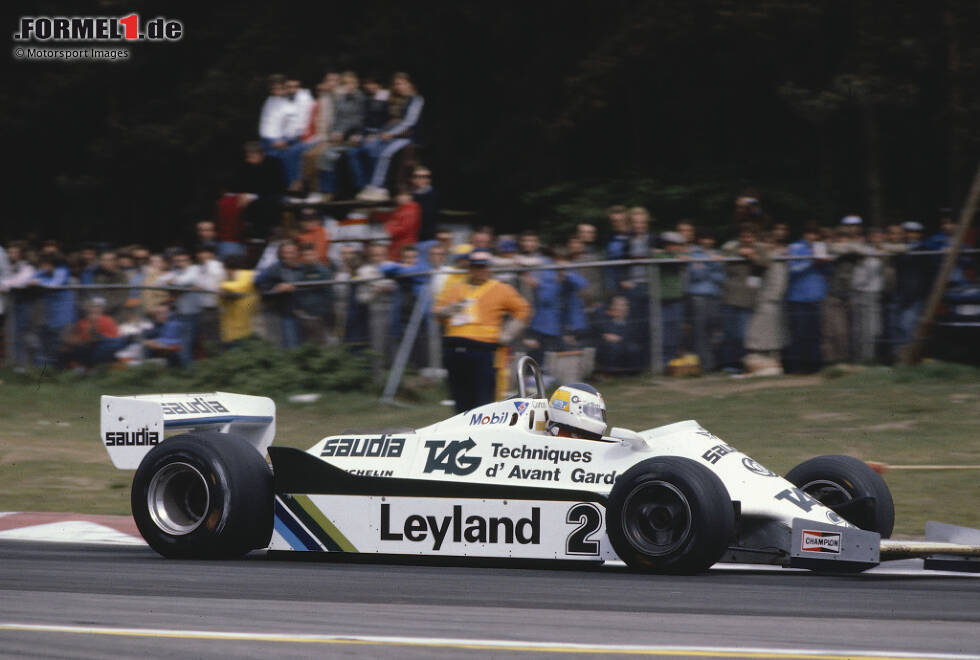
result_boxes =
[1,540,978,659]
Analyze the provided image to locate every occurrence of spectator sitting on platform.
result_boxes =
[307,71,364,202]
[59,297,125,369]
[356,72,425,202]
[297,72,338,196]
[594,294,642,375]
[361,75,390,135]
[279,77,315,193]
[142,302,183,366]
[258,73,287,152]
[345,75,389,195]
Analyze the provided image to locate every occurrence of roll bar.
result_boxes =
[516,356,546,400]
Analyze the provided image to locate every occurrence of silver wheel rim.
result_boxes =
[147,462,210,536]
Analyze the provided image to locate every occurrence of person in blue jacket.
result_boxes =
[785,223,830,373]
[523,250,588,363]
[30,252,76,367]
[685,229,725,372]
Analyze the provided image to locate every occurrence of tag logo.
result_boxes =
[801,530,841,553]
[423,439,481,475]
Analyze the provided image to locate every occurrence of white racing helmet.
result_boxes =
[547,383,607,440]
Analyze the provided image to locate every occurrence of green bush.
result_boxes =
[71,338,374,395]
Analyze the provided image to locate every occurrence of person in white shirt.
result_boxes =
[0,243,38,368]
[194,243,227,355]
[259,75,315,194]
[157,249,202,366]
[259,74,288,149]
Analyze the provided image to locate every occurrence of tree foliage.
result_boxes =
[2,0,978,244]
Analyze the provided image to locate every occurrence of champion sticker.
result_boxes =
[801,529,841,553]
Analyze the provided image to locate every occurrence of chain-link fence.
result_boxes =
[2,249,977,396]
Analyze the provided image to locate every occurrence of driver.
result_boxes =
[546,383,607,440]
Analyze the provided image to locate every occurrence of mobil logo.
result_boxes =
[469,411,510,426]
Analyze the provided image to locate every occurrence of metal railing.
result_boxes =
[2,249,976,399]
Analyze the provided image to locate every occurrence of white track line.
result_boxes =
[1,623,978,659]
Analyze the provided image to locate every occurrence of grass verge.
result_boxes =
[0,361,977,538]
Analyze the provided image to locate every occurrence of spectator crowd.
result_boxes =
[1,68,975,388]
[1,195,974,383]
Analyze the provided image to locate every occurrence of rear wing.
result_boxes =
[101,392,276,469]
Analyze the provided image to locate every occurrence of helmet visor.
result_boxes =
[581,401,606,423]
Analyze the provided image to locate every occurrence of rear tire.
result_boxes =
[606,457,734,574]
[786,454,894,538]
[131,432,273,558]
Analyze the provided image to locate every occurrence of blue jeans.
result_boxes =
[369,137,412,187]
[785,301,822,373]
[37,325,65,368]
[689,295,720,372]
[176,313,199,366]
[262,137,306,187]
[895,301,923,348]
[279,315,300,349]
[721,305,752,370]
[661,299,684,362]
[347,136,384,190]
[11,299,33,367]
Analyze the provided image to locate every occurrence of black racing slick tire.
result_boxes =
[606,457,735,574]
[131,432,273,558]
[786,454,895,538]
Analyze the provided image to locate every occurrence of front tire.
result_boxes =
[131,432,273,558]
[606,457,735,574]
[786,454,894,538]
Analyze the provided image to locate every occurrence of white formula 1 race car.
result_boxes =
[101,358,980,573]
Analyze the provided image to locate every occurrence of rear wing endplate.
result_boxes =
[100,392,276,469]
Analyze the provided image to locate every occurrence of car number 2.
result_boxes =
[566,502,602,556]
